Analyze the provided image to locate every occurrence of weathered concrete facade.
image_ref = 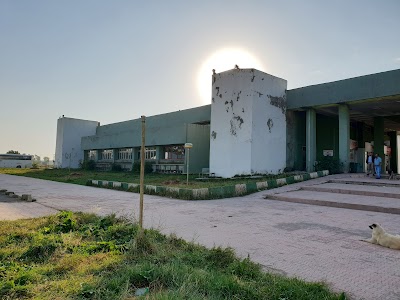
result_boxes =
[55,68,400,176]
[55,117,99,168]
[209,69,287,177]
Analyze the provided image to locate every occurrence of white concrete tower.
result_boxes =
[55,117,99,168]
[209,68,287,177]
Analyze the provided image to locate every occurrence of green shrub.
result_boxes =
[315,156,343,174]
[132,161,154,174]
[111,163,123,172]
[80,159,96,170]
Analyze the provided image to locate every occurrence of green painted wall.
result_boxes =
[287,69,400,109]
[81,105,211,150]
[374,117,385,158]
[316,115,339,161]
[186,124,210,173]
[388,131,398,173]
[286,111,306,171]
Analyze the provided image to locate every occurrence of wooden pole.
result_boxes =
[139,116,146,229]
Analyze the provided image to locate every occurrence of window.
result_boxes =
[101,150,113,160]
[118,148,132,160]
[164,145,184,160]
[88,150,97,160]
[145,147,156,160]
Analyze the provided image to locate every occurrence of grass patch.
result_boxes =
[0,212,345,299]
[0,168,305,189]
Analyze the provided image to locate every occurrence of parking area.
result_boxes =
[1,173,400,299]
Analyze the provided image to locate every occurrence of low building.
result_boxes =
[55,68,400,177]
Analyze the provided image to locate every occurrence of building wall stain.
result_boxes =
[211,131,217,140]
[236,91,242,101]
[230,115,244,136]
[268,94,287,115]
[255,91,264,97]
[267,118,274,133]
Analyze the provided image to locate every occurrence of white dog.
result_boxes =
[362,223,400,250]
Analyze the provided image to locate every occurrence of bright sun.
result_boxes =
[197,48,265,104]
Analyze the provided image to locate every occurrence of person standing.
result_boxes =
[374,153,382,179]
[366,152,374,176]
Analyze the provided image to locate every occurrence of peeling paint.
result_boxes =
[212,97,215,103]
[251,69,255,82]
[230,100,233,108]
[267,118,274,133]
[242,108,245,113]
[230,115,244,136]
[225,101,229,105]
[255,91,263,97]
[215,87,220,95]
[211,131,217,140]
[219,94,222,98]
[236,91,241,101]
[268,94,286,114]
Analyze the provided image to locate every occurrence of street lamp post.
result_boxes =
[184,143,193,185]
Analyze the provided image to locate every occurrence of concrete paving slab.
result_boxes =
[302,182,400,199]
[1,173,400,299]
[267,190,400,214]
[330,177,400,187]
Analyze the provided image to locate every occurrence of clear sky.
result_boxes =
[1,0,399,159]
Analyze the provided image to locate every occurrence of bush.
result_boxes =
[315,156,343,174]
[80,160,96,171]
[132,161,154,174]
[111,163,123,172]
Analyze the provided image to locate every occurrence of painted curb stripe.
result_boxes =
[90,170,330,200]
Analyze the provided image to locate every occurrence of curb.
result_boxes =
[0,189,36,202]
[87,170,329,200]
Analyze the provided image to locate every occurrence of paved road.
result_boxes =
[1,174,400,300]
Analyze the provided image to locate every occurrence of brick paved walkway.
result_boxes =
[1,173,400,299]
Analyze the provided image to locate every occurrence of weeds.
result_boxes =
[0,212,345,300]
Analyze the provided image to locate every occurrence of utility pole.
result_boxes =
[139,116,146,229]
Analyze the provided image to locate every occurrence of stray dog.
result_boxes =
[361,223,400,250]
[387,169,396,180]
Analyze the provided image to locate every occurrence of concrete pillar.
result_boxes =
[132,147,139,163]
[83,150,89,161]
[373,117,384,158]
[156,146,163,162]
[338,104,350,173]
[112,149,117,163]
[306,108,316,172]
[96,150,102,162]
[388,131,397,173]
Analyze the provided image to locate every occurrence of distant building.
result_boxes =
[55,68,400,176]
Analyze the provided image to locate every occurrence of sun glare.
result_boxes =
[197,48,265,104]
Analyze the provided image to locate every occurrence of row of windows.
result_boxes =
[102,150,113,160]
[0,154,32,161]
[90,146,186,161]
[118,148,132,160]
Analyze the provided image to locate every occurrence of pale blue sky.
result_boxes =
[1,0,399,159]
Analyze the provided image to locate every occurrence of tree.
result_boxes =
[33,155,41,163]
[6,150,20,154]
[43,157,50,167]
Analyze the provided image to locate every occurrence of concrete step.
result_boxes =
[265,190,400,215]
[302,183,400,199]
[329,178,400,188]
